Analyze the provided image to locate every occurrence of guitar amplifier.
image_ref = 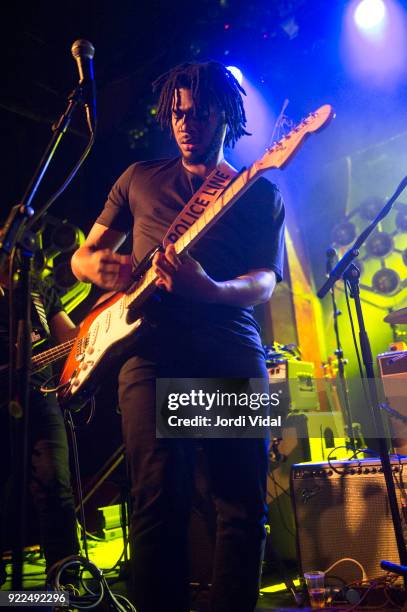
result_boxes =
[267,411,347,561]
[291,458,407,584]
[377,351,407,454]
[268,360,320,412]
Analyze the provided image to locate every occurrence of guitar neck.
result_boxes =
[31,338,76,372]
[124,163,261,309]
[174,164,261,255]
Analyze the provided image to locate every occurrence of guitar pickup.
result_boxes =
[90,323,99,346]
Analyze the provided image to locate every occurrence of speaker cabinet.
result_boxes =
[377,351,407,454]
[267,411,347,560]
[291,458,407,584]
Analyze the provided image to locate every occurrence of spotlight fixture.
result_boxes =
[365,231,393,258]
[53,261,78,291]
[51,222,81,253]
[331,221,357,247]
[372,268,399,294]
[327,194,405,303]
[354,0,387,31]
[359,196,383,220]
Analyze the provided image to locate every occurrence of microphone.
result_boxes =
[326,246,338,276]
[71,39,97,133]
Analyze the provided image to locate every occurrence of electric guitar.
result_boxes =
[58,104,334,407]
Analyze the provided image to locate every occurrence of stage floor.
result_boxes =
[1,536,306,611]
[1,537,403,610]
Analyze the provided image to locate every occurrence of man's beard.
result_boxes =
[180,121,225,166]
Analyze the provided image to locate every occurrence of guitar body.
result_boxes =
[57,291,145,406]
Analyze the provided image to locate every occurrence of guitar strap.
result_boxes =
[162,160,239,248]
[31,286,50,337]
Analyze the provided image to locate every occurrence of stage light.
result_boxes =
[354,0,387,31]
[54,261,78,290]
[226,66,243,85]
[331,221,357,247]
[359,196,383,220]
[343,0,406,84]
[365,231,393,257]
[51,222,82,253]
[372,268,399,294]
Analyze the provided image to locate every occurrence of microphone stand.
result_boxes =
[317,176,407,587]
[327,264,355,449]
[0,85,89,591]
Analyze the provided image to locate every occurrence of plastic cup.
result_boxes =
[304,570,325,609]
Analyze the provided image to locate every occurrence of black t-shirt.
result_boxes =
[96,157,285,350]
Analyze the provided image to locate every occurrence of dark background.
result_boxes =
[3,0,407,230]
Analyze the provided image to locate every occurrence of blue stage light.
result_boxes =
[354,0,387,31]
[226,66,243,85]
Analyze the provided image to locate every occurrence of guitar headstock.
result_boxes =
[256,104,335,171]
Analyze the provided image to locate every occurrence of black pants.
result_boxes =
[0,390,78,576]
[118,324,269,612]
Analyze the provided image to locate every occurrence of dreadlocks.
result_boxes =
[152,61,249,148]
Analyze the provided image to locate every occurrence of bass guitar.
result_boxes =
[0,338,75,389]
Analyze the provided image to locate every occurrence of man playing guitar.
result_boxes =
[71,61,285,612]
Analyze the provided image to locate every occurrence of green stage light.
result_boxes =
[372,268,400,294]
